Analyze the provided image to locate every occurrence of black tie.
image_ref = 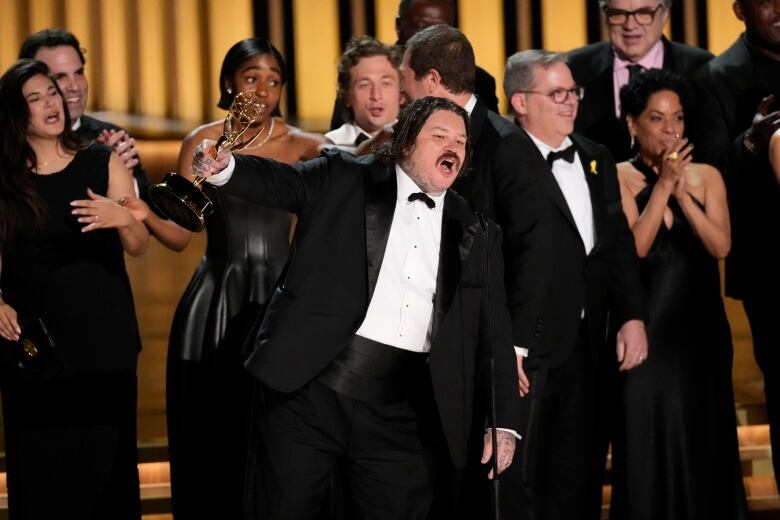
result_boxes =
[408,192,436,209]
[546,145,577,167]
[627,64,644,80]
[354,133,370,146]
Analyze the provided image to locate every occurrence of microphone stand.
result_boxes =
[477,211,501,520]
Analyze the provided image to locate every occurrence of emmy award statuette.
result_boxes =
[149,91,268,232]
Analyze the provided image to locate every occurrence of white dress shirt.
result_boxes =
[356,166,445,352]
[527,133,595,254]
[324,122,373,154]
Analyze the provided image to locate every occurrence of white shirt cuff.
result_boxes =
[514,346,529,357]
[206,155,235,186]
[493,428,522,441]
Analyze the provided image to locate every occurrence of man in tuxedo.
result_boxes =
[329,0,499,130]
[325,36,401,153]
[567,0,713,162]
[401,24,548,514]
[19,29,190,251]
[691,0,780,484]
[194,96,520,519]
[502,50,647,520]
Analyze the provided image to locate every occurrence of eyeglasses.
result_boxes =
[603,4,664,26]
[519,86,585,104]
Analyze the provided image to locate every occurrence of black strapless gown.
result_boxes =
[609,160,747,520]
[166,182,290,519]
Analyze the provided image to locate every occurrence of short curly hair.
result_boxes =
[337,36,400,123]
[619,68,691,122]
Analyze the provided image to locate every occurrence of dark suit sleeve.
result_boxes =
[602,149,646,327]
[475,67,499,114]
[477,224,521,432]
[492,135,549,356]
[221,153,332,214]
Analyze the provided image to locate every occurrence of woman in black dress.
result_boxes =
[0,59,149,519]
[610,69,747,519]
[166,39,325,519]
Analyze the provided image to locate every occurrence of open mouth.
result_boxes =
[369,106,385,117]
[44,111,61,124]
[437,154,460,175]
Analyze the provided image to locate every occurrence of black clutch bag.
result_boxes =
[14,318,63,381]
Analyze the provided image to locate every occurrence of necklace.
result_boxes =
[243,117,276,151]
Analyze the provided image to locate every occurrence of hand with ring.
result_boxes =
[657,137,693,190]
[70,188,138,233]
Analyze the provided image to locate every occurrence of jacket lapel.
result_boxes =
[365,163,396,303]
[519,129,580,232]
[431,192,477,339]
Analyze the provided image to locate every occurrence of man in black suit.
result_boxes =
[567,0,713,162]
[194,96,520,519]
[399,23,548,515]
[401,22,547,403]
[329,0,499,130]
[691,0,780,484]
[502,50,647,520]
[19,29,190,251]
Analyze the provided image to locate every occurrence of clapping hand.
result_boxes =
[656,137,693,190]
[748,95,780,152]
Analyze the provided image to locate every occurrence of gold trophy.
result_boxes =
[149,91,268,232]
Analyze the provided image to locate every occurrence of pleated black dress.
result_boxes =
[609,160,747,520]
[0,145,141,519]
[166,182,290,519]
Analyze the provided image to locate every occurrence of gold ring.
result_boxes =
[118,196,127,206]
[667,151,679,160]
[94,215,100,223]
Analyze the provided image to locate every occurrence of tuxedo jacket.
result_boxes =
[567,37,713,163]
[513,129,645,370]
[453,99,548,354]
[691,34,780,299]
[221,149,520,468]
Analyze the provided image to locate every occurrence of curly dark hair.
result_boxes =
[619,68,691,122]
[404,24,475,95]
[0,59,84,251]
[375,96,471,175]
[336,36,400,124]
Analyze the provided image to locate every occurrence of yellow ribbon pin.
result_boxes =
[590,160,598,175]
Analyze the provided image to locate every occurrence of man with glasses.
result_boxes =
[502,50,647,520]
[567,0,712,162]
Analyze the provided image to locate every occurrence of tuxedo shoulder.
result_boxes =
[572,132,613,158]
[668,39,713,61]
[485,110,523,139]
[320,146,383,167]
[566,42,610,65]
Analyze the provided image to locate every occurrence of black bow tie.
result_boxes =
[408,192,436,209]
[547,145,577,167]
[354,132,370,146]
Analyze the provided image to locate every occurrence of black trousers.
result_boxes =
[257,380,441,520]
[501,329,597,520]
[743,294,780,481]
